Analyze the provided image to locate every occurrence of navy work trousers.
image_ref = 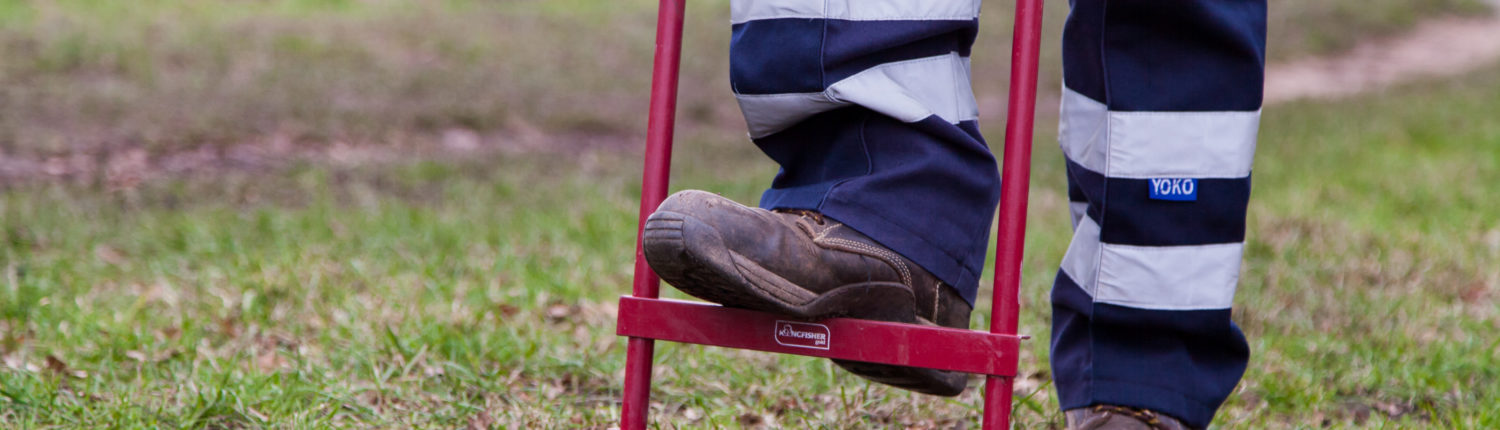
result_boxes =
[729,0,1265,427]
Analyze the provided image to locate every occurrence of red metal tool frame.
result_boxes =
[616,0,1044,427]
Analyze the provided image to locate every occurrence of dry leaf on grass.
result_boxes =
[497,304,520,318]
[737,413,767,427]
[94,245,129,266]
[219,316,241,338]
[45,355,87,378]
[256,350,288,372]
[466,410,497,430]
[545,303,577,322]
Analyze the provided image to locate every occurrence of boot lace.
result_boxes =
[1091,405,1170,430]
[776,209,826,225]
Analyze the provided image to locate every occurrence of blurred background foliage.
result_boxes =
[0,0,1487,154]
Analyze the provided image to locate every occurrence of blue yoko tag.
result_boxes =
[1149,178,1198,201]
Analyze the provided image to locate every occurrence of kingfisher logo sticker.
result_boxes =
[1149,178,1198,201]
[774,321,830,350]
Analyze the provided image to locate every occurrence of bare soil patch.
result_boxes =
[1266,11,1500,104]
[0,129,635,189]
[5,10,1500,187]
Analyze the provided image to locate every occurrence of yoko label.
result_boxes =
[774,321,831,350]
[1149,178,1198,201]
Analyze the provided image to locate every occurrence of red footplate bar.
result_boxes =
[616,296,1022,377]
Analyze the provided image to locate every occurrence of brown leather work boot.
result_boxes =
[1065,405,1193,430]
[642,190,973,396]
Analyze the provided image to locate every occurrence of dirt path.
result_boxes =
[5,12,1500,187]
[0,130,634,190]
[1265,8,1500,104]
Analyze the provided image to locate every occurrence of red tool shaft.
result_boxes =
[620,0,687,428]
[983,0,1045,427]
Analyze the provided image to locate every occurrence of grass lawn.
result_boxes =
[2,0,1498,428]
[4,63,1499,429]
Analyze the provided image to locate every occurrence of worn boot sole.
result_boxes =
[644,210,914,321]
[831,352,968,396]
[643,210,969,397]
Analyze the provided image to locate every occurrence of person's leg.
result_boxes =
[730,0,1000,305]
[1050,0,1266,427]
